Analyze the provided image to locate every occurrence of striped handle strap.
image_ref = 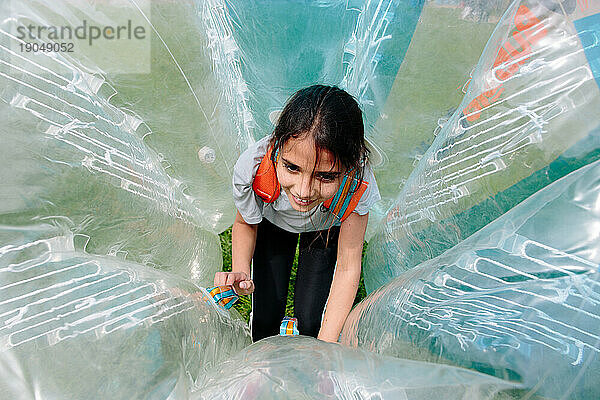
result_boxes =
[207,285,239,309]
[322,169,368,222]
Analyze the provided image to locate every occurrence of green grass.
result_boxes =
[218,227,368,323]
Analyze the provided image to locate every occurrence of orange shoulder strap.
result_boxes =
[252,146,280,203]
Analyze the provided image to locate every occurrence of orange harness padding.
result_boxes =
[252,146,281,203]
[252,147,368,222]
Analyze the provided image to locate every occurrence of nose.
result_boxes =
[296,175,314,199]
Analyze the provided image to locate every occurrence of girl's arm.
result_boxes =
[214,211,256,295]
[232,211,258,276]
[317,212,368,342]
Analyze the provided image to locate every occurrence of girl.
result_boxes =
[214,85,380,342]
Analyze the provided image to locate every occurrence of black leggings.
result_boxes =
[251,218,339,342]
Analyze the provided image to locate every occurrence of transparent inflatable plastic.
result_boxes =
[1,0,439,234]
[193,336,522,400]
[0,224,251,400]
[2,0,520,235]
[369,0,512,222]
[0,222,523,399]
[2,0,250,233]
[2,0,600,399]
[0,1,226,285]
[219,0,423,143]
[342,159,600,399]
[364,0,600,290]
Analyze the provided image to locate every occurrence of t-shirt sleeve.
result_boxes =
[353,162,381,216]
[232,141,266,225]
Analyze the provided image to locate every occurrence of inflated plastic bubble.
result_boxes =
[364,0,600,290]
[341,159,600,399]
[369,0,512,221]
[0,224,251,400]
[2,0,251,233]
[218,0,423,141]
[0,3,224,285]
[193,336,522,400]
[7,0,600,398]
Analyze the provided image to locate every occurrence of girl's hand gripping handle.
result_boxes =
[214,271,255,296]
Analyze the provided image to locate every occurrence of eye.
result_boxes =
[283,162,299,172]
[316,173,338,183]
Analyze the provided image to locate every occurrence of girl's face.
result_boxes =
[276,135,344,212]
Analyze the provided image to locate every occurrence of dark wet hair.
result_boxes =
[269,85,368,181]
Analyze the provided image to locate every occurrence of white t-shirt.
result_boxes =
[232,135,381,233]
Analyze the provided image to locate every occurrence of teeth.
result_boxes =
[294,195,310,205]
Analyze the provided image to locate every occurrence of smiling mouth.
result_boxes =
[291,194,315,207]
